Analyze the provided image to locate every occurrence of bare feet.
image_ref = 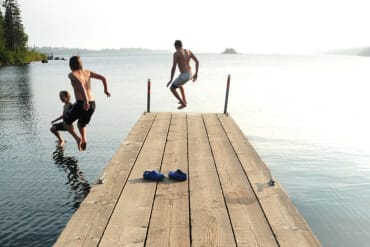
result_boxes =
[177,104,187,110]
[80,142,87,151]
[76,137,82,151]
[56,139,65,148]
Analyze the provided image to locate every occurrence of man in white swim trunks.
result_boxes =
[166,40,199,109]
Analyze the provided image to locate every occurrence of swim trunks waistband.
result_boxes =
[76,100,95,104]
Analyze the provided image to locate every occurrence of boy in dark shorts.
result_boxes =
[64,56,110,151]
[50,91,73,147]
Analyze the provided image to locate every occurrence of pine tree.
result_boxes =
[3,0,27,50]
[0,7,5,50]
[0,0,44,64]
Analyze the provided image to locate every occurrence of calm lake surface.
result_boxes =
[1,52,370,246]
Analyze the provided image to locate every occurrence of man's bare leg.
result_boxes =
[78,125,87,151]
[64,123,82,151]
[170,87,186,109]
[50,127,65,147]
[179,86,187,105]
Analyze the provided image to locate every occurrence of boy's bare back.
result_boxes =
[174,49,193,73]
[68,70,94,102]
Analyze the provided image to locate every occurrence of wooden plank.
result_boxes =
[55,112,321,247]
[145,113,190,247]
[98,112,171,246]
[187,113,236,247]
[217,114,322,247]
[203,114,278,247]
[54,113,157,247]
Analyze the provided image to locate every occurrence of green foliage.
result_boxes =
[23,49,47,63]
[4,0,27,50]
[0,0,45,65]
[0,48,46,64]
[0,8,5,50]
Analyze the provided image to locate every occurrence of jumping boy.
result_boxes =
[64,56,111,151]
[50,90,73,147]
[166,40,199,109]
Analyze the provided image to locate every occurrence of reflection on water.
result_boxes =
[0,65,33,122]
[52,147,91,209]
[0,65,38,152]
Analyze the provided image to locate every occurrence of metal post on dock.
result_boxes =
[147,79,151,113]
[223,74,231,115]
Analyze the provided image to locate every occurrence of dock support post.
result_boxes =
[223,74,231,115]
[147,79,151,113]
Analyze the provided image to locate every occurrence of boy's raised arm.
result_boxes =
[90,71,110,97]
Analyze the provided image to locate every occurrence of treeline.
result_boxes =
[0,0,45,65]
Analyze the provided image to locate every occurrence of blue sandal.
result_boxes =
[168,169,187,181]
[143,170,165,181]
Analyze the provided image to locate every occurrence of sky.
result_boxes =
[13,0,370,54]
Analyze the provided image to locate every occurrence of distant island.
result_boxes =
[222,48,238,54]
[327,47,370,57]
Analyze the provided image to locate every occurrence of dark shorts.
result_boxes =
[52,122,67,131]
[63,100,96,128]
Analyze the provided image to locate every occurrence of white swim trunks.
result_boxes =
[171,71,192,89]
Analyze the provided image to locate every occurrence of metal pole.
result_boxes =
[147,79,151,113]
[223,74,231,115]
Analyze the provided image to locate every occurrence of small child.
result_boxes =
[50,91,73,147]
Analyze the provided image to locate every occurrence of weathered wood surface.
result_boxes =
[54,112,321,247]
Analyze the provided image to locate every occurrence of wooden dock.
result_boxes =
[54,112,321,247]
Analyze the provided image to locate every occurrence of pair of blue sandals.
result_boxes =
[143,169,187,181]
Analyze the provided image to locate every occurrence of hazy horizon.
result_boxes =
[17,0,370,55]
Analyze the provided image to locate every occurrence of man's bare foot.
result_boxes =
[76,138,82,151]
[57,139,65,148]
[81,142,87,151]
[177,104,187,110]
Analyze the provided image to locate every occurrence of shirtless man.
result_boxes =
[64,56,111,151]
[166,40,199,109]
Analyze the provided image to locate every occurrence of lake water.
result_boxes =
[1,52,370,246]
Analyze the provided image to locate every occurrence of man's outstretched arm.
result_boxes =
[91,71,111,97]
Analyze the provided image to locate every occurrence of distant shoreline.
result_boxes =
[27,45,370,58]
[34,47,171,56]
